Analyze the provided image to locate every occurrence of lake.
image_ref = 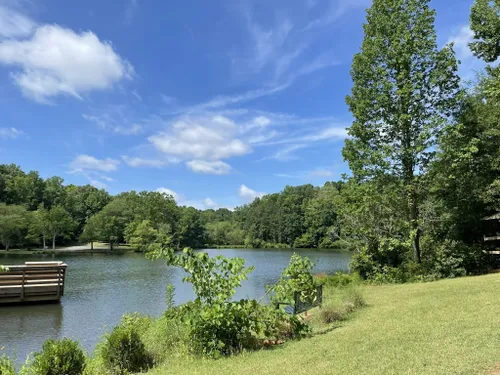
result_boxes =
[0,248,350,363]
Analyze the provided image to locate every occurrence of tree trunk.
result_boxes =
[5,244,9,251]
[52,235,56,250]
[409,188,421,263]
[91,241,94,251]
[109,241,113,251]
[42,235,46,250]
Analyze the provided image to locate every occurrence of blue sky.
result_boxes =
[0,0,483,209]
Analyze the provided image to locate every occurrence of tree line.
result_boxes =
[0,163,342,251]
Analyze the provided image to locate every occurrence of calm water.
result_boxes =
[0,249,350,363]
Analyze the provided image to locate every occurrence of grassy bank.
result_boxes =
[147,274,500,375]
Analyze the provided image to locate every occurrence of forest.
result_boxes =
[1,0,500,284]
[0,164,341,251]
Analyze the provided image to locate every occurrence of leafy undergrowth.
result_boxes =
[146,274,500,375]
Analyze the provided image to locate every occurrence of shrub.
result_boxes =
[21,338,86,375]
[0,354,15,375]
[319,307,344,324]
[98,316,152,375]
[142,314,189,363]
[293,233,315,249]
[318,286,366,325]
[323,272,361,288]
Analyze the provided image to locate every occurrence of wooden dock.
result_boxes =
[0,262,67,305]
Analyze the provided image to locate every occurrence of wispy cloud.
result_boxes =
[304,0,370,31]
[0,127,24,140]
[0,5,36,38]
[121,155,172,168]
[82,106,144,135]
[124,0,139,23]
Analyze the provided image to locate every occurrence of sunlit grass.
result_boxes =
[146,274,500,375]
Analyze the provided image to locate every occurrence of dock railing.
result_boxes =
[0,261,67,305]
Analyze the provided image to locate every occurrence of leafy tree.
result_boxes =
[4,170,44,210]
[79,216,100,251]
[27,205,50,249]
[64,184,111,234]
[344,0,462,262]
[0,204,28,250]
[46,206,76,250]
[43,176,67,209]
[177,207,206,249]
[470,0,500,63]
[125,220,162,252]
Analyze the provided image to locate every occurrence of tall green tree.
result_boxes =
[45,206,75,250]
[0,204,28,250]
[344,0,462,262]
[27,205,50,249]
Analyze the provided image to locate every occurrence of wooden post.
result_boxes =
[21,269,25,301]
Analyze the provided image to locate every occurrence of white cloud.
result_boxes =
[186,160,232,175]
[268,144,307,161]
[0,24,133,103]
[155,188,230,210]
[149,115,251,161]
[0,5,36,38]
[309,168,334,177]
[447,25,484,80]
[156,187,179,201]
[70,154,120,173]
[304,0,370,31]
[121,156,170,168]
[0,127,24,140]
[448,26,474,60]
[263,126,348,146]
[192,83,291,111]
[203,198,218,209]
[239,184,265,202]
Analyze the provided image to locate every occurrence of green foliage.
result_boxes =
[142,314,189,363]
[45,206,76,250]
[323,272,361,288]
[318,287,366,325]
[21,338,86,375]
[0,354,15,375]
[344,0,462,263]
[470,0,500,63]
[98,315,152,375]
[270,254,318,306]
[0,265,10,272]
[148,247,309,358]
[0,203,28,250]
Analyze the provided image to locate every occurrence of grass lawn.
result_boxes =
[147,274,500,375]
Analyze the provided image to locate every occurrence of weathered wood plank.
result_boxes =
[0,262,67,305]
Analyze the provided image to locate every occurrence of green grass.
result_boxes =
[146,274,500,375]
